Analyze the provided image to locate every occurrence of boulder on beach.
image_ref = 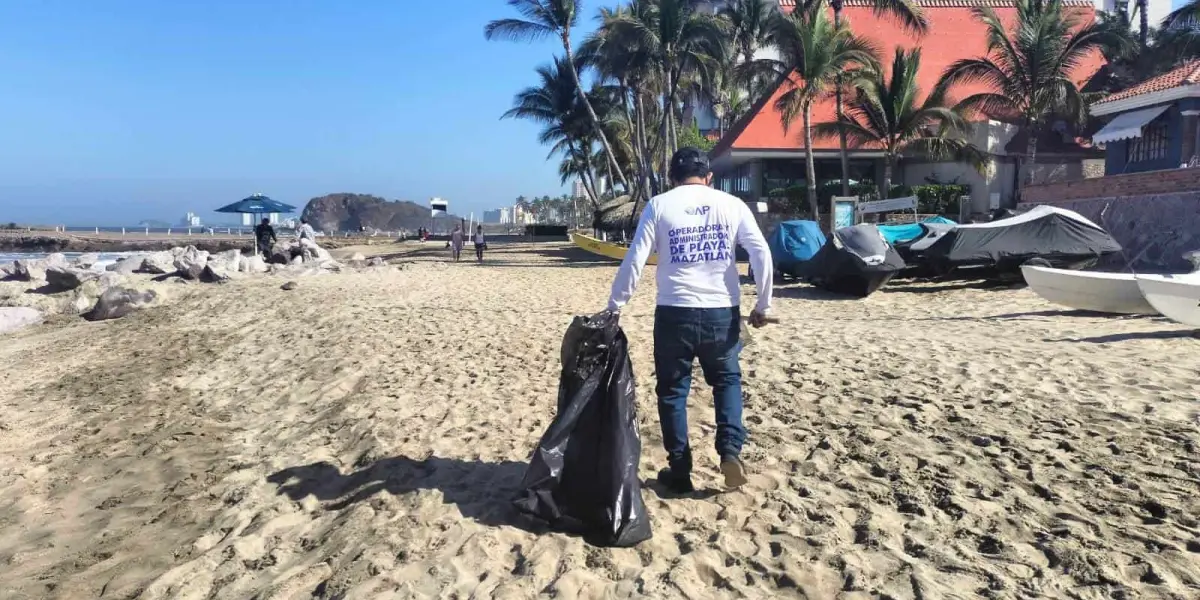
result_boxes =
[74,253,101,269]
[216,249,243,273]
[268,243,292,265]
[174,246,210,280]
[0,263,16,280]
[107,255,148,275]
[281,281,298,291]
[350,252,367,262]
[45,266,100,292]
[240,254,268,274]
[0,307,43,335]
[201,264,235,283]
[13,253,67,282]
[83,287,158,322]
[367,257,388,267]
[139,251,176,275]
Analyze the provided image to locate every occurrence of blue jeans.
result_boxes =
[653,306,746,476]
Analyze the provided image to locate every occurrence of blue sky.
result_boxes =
[0,0,616,226]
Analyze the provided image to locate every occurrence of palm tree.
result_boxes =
[939,0,1133,189]
[485,0,630,191]
[1130,0,1149,47]
[503,57,607,208]
[580,4,661,198]
[763,0,877,222]
[718,0,776,107]
[605,0,727,182]
[814,47,981,199]
[787,0,928,198]
[1163,0,1200,31]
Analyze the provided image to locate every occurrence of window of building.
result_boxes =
[1127,119,1169,163]
[716,164,751,196]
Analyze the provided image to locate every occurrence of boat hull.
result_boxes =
[569,233,657,265]
[1136,274,1200,327]
[1021,266,1157,315]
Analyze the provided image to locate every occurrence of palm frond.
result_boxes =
[484,18,556,42]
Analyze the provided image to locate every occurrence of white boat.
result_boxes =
[1021,265,1158,315]
[1136,273,1200,327]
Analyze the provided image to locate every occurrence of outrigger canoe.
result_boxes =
[570,232,657,265]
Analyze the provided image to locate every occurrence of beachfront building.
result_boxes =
[240,212,281,226]
[706,0,1105,215]
[483,208,513,224]
[1091,60,1200,174]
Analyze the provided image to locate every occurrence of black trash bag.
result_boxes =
[513,311,652,547]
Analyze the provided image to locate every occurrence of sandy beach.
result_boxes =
[1,242,1198,599]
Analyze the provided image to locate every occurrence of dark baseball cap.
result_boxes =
[669,147,711,181]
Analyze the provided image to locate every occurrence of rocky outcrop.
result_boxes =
[0,307,42,335]
[301,193,459,232]
[0,232,251,254]
[83,287,158,322]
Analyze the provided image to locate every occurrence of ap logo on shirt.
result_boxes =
[684,205,711,216]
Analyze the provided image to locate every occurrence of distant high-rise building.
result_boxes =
[483,209,503,224]
[181,212,202,227]
[572,179,587,199]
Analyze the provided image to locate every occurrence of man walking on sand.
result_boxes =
[606,147,774,493]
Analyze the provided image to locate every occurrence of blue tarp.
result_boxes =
[768,220,826,270]
[878,216,956,245]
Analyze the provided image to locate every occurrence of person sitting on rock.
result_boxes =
[296,218,320,261]
[254,218,277,259]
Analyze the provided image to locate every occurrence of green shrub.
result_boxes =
[911,184,970,215]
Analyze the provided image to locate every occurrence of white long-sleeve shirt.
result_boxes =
[607,184,773,313]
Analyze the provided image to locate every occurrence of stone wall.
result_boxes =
[1021,168,1200,203]
[1018,191,1200,273]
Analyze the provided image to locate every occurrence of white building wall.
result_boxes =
[1095,0,1172,29]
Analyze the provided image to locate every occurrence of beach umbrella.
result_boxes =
[215,193,297,224]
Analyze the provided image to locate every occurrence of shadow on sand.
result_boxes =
[1045,329,1199,344]
[266,455,549,534]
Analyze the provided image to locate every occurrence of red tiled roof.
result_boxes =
[1093,60,1200,105]
[713,2,1103,155]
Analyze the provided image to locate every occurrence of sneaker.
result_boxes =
[720,456,748,489]
[656,467,695,494]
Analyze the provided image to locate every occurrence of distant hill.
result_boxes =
[300,193,459,232]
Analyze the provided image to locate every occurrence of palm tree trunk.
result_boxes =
[803,103,821,224]
[882,154,893,200]
[562,36,629,191]
[662,66,673,185]
[1025,127,1039,187]
[1138,0,1148,46]
[834,5,851,198]
[634,92,656,198]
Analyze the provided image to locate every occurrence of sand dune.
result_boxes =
[1,242,1197,599]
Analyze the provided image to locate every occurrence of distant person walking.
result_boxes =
[450,225,465,262]
[605,147,774,494]
[254,218,277,259]
[296,218,319,261]
[473,225,486,262]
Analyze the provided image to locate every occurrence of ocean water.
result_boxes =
[0,251,136,271]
